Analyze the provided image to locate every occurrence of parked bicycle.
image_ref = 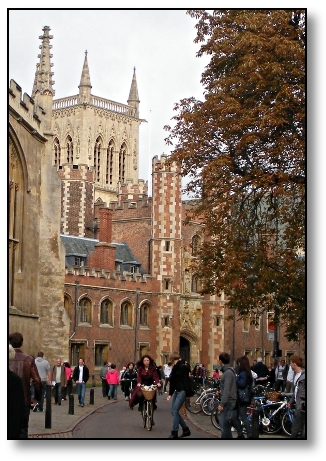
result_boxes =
[185,380,220,414]
[140,385,157,431]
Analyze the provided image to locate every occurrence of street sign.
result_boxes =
[268,332,274,341]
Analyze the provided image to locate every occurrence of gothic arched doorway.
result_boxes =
[179,336,190,363]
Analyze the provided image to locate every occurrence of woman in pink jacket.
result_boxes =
[106,363,120,400]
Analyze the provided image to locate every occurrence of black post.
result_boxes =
[45,384,52,429]
[252,405,260,439]
[68,393,74,415]
[90,388,94,405]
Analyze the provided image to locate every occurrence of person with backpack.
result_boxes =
[232,355,253,439]
[288,355,305,438]
[166,354,192,439]
[217,352,237,439]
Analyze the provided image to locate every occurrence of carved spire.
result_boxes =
[127,67,139,117]
[32,26,55,98]
[78,51,92,103]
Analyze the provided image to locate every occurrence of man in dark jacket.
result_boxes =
[72,357,90,407]
[217,352,237,439]
[252,357,269,385]
[9,332,41,439]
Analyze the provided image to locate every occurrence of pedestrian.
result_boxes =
[252,357,269,385]
[212,368,220,380]
[288,355,305,439]
[9,332,41,439]
[166,354,192,439]
[274,359,289,391]
[62,361,73,400]
[106,363,120,400]
[34,351,51,412]
[52,358,67,405]
[217,352,237,439]
[100,361,109,397]
[191,364,203,386]
[163,361,172,393]
[232,355,253,439]
[8,344,25,440]
[121,362,137,400]
[72,357,90,407]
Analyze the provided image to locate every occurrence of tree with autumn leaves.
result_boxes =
[165,10,305,342]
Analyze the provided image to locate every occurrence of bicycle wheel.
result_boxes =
[210,409,221,430]
[146,401,153,431]
[142,404,147,428]
[185,394,203,414]
[261,407,282,434]
[201,394,217,416]
[281,410,293,437]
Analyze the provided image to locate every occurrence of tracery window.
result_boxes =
[94,137,102,182]
[119,142,127,182]
[120,300,132,326]
[54,137,61,166]
[139,303,149,327]
[106,140,114,185]
[66,135,73,163]
[78,297,92,324]
[100,298,113,326]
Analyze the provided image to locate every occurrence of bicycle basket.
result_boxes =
[141,388,156,400]
[265,390,281,401]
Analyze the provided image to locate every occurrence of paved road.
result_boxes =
[72,395,217,439]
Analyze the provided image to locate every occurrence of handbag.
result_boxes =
[237,385,251,404]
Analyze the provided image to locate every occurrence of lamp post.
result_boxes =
[134,288,140,363]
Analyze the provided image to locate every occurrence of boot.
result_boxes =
[179,427,191,438]
[168,431,179,439]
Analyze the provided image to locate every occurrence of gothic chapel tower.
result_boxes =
[51,48,144,237]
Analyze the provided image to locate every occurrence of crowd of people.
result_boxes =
[8,330,305,440]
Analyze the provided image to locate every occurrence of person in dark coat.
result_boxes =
[8,344,25,439]
[9,332,41,439]
[252,357,269,385]
[129,355,161,417]
[121,362,137,400]
[166,354,192,439]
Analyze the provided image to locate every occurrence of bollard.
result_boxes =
[252,405,260,439]
[90,388,94,405]
[68,393,74,415]
[45,384,52,429]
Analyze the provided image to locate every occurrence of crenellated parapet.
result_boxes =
[65,266,150,284]
[9,79,48,136]
[152,154,180,173]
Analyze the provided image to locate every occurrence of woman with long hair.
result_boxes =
[121,362,137,401]
[232,355,253,439]
[129,355,161,421]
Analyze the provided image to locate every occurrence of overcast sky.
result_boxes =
[8,9,212,190]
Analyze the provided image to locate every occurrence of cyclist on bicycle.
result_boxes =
[121,362,137,401]
[129,355,161,418]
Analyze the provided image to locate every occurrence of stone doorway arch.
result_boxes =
[180,329,199,368]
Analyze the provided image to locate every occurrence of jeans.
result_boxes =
[231,404,253,438]
[76,382,86,405]
[101,379,108,397]
[108,384,118,400]
[38,381,47,411]
[54,383,63,404]
[290,407,303,438]
[219,400,237,439]
[19,406,31,439]
[171,390,188,432]
[275,379,285,392]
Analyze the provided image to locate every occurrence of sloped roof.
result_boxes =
[60,235,141,265]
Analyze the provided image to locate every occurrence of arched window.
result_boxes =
[66,135,73,163]
[119,142,127,182]
[106,140,114,185]
[54,137,61,166]
[191,275,198,293]
[64,294,72,318]
[100,298,113,326]
[78,297,91,324]
[139,303,149,327]
[191,234,201,256]
[120,300,132,326]
[94,136,101,182]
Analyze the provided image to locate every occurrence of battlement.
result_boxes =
[9,79,47,132]
[65,266,150,283]
[152,154,179,173]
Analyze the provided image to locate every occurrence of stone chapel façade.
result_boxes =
[9,26,302,379]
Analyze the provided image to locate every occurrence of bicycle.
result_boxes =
[185,379,220,414]
[140,385,157,431]
[247,391,293,435]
